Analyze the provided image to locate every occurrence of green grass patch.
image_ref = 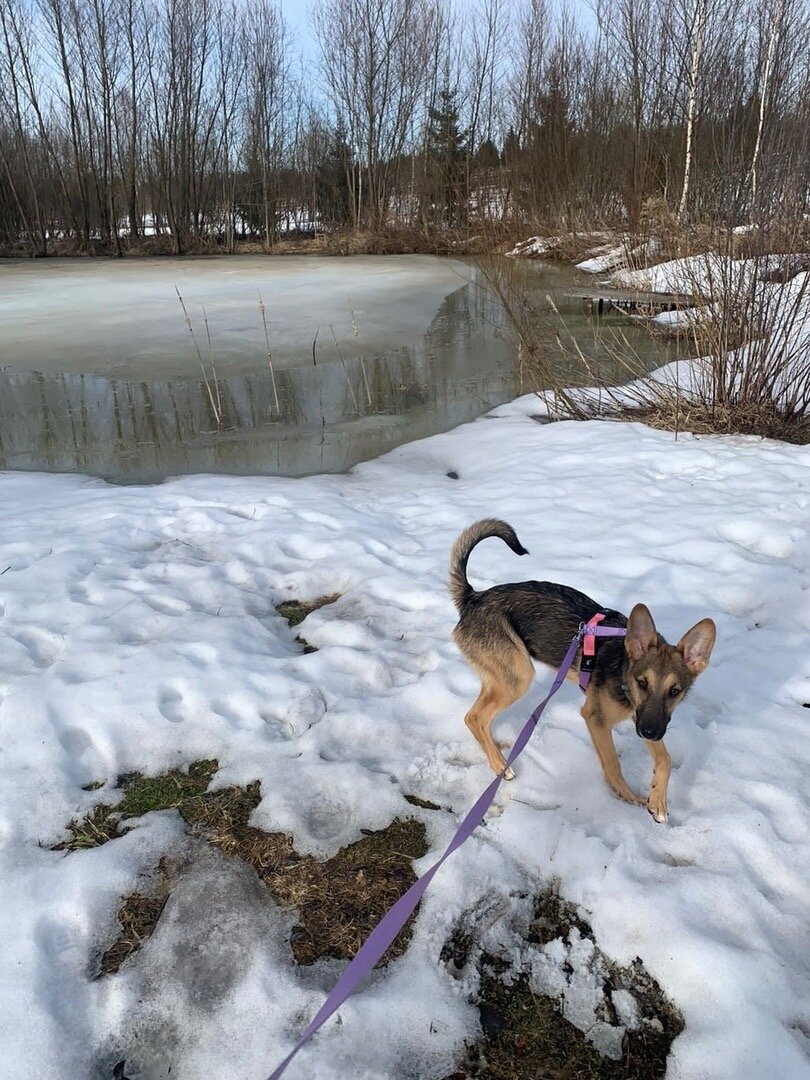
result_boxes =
[275,592,340,627]
[55,760,222,851]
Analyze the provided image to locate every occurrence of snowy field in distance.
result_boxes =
[0,398,808,1078]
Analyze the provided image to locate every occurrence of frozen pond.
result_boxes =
[0,255,475,377]
[0,255,675,482]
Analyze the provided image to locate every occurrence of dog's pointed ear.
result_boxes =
[677,618,716,676]
[625,604,657,660]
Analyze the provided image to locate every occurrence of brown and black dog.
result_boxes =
[450,519,716,822]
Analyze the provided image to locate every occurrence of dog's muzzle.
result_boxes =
[636,717,665,741]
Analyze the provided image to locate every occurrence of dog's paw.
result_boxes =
[647,797,668,823]
[502,766,515,781]
[609,783,645,806]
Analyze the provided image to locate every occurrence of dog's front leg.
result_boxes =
[644,739,671,823]
[581,699,645,807]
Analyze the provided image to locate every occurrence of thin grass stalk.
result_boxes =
[202,304,222,419]
[330,324,360,412]
[175,286,221,427]
[258,295,281,416]
[350,306,372,406]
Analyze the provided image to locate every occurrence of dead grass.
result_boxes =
[0,226,506,260]
[257,819,427,965]
[447,889,683,1080]
[99,875,170,976]
[270,226,506,257]
[617,401,810,444]
[202,802,427,964]
[64,761,428,973]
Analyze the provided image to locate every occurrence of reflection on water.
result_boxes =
[0,275,516,481]
[0,259,676,483]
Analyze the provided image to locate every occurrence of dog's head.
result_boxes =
[623,603,716,741]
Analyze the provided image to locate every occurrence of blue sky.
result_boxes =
[280,0,311,45]
[280,0,598,64]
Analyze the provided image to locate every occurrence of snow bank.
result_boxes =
[577,238,661,275]
[652,308,699,331]
[506,231,614,260]
[611,252,807,297]
[577,244,628,273]
[506,234,563,258]
[1,403,809,1079]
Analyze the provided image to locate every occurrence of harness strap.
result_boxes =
[579,612,606,693]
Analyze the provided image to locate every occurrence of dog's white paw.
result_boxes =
[647,799,668,823]
[503,766,515,781]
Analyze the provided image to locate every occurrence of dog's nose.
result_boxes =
[638,723,662,740]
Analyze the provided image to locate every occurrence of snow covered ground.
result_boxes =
[610,252,806,298]
[1,398,809,1079]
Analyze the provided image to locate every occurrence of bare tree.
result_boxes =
[313,0,439,228]
[677,0,707,218]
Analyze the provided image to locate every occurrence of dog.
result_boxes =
[450,519,716,822]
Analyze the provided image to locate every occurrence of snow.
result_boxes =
[612,253,734,295]
[602,271,810,407]
[652,308,702,332]
[611,252,806,297]
[506,234,563,258]
[577,238,661,275]
[1,399,809,1079]
[577,244,628,274]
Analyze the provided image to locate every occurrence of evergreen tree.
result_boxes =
[475,138,500,171]
[425,86,469,227]
[502,127,521,169]
[315,123,355,227]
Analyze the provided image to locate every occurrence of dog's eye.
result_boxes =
[669,686,681,697]
[637,677,648,690]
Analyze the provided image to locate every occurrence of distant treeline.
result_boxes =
[1,0,808,255]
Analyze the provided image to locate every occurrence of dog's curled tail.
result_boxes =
[449,518,528,612]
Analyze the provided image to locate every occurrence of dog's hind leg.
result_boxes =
[463,642,534,780]
[581,692,644,806]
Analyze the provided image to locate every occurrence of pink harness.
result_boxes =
[578,612,607,692]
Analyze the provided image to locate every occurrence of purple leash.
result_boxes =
[267,621,627,1079]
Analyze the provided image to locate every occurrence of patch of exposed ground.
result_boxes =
[64,768,682,1079]
[98,868,171,976]
[275,592,341,653]
[60,761,427,972]
[275,592,340,628]
[445,888,683,1080]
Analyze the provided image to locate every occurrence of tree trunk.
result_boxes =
[677,0,706,220]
